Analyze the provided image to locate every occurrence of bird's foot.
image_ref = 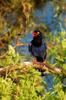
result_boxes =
[33,59,37,65]
[33,59,43,67]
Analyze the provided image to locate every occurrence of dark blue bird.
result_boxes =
[28,30,47,62]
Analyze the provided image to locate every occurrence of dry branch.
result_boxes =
[0,62,66,77]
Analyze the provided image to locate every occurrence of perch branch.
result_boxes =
[0,62,66,77]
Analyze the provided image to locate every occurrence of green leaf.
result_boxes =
[63,64,66,70]
[62,39,66,49]
[56,55,64,62]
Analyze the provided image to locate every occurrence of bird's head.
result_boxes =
[32,30,42,38]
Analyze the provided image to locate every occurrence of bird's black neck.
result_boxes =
[31,39,42,47]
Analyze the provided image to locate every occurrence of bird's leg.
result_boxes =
[33,58,43,66]
[33,58,37,65]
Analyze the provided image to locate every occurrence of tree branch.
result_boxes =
[0,62,66,77]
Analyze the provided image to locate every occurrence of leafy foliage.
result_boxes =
[0,77,15,100]
[0,65,46,100]
[0,45,21,67]
[46,31,66,67]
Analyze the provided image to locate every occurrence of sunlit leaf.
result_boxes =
[62,39,66,48]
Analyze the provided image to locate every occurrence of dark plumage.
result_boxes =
[28,30,47,62]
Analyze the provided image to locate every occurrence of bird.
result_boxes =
[28,30,47,63]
